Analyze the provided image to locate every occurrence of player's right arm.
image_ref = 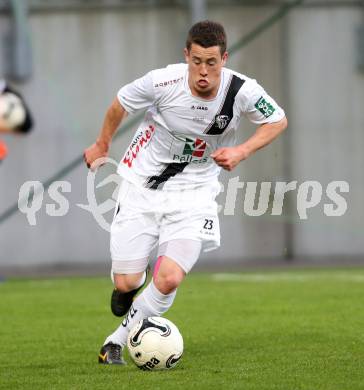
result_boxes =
[84,70,156,170]
[84,97,127,170]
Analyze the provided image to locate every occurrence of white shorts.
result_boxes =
[110,179,220,274]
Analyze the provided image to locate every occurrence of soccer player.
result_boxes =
[84,20,287,365]
[0,79,33,162]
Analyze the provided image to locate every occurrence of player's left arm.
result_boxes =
[211,117,287,171]
[212,79,287,171]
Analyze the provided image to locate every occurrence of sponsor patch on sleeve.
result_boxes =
[254,96,275,118]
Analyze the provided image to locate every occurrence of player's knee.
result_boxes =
[114,273,142,292]
[113,277,131,292]
[154,272,183,294]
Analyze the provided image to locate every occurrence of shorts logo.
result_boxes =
[255,96,275,118]
[214,115,230,130]
[182,137,207,158]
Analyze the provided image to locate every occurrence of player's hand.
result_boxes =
[83,141,109,171]
[210,145,250,171]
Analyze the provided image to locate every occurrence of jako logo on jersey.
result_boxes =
[191,105,208,111]
[173,137,208,163]
[123,125,155,168]
[214,115,230,130]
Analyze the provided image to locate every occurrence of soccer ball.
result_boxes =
[127,316,183,370]
[0,92,26,129]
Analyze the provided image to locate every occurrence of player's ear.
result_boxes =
[183,48,190,63]
[221,51,228,66]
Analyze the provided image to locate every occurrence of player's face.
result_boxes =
[184,43,228,99]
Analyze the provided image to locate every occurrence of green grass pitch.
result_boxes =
[1,268,364,390]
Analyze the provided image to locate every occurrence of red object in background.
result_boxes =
[0,140,8,160]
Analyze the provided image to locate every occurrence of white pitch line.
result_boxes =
[211,272,364,283]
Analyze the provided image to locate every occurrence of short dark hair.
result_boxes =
[186,20,227,55]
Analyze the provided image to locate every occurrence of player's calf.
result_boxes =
[111,270,148,317]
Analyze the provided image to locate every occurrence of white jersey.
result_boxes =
[117,63,285,191]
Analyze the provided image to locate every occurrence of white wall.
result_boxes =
[287,7,364,257]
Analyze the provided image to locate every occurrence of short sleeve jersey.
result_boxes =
[117,63,285,190]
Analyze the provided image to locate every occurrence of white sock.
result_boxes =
[104,281,176,347]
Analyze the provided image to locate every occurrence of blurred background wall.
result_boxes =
[0,0,363,274]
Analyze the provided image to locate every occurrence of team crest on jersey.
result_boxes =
[214,115,230,130]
